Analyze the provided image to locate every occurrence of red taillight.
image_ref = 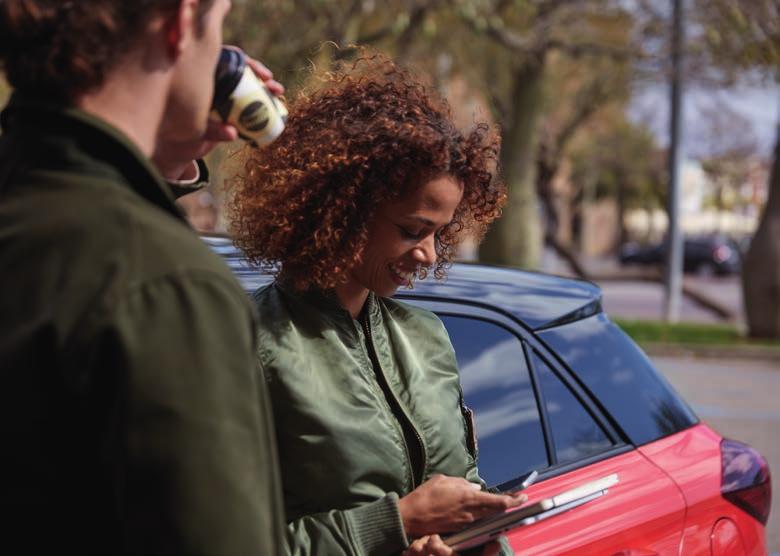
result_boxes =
[721,438,772,525]
[713,244,732,263]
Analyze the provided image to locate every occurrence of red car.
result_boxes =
[209,236,772,555]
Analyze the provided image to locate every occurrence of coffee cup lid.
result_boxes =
[212,47,247,109]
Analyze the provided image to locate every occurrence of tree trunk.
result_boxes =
[742,127,780,338]
[479,62,544,269]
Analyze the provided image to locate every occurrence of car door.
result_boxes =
[410,300,687,556]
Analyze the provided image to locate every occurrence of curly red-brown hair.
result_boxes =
[229,54,506,291]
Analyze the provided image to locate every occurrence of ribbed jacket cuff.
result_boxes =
[346,493,409,556]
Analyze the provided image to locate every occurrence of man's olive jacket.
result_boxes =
[0,96,285,554]
[254,283,510,556]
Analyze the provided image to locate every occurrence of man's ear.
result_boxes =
[164,0,198,58]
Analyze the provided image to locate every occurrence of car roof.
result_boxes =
[204,235,603,331]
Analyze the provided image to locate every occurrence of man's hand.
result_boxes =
[246,57,284,96]
[153,119,236,181]
[398,475,527,538]
[153,55,284,181]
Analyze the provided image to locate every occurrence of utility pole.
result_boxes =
[664,0,685,322]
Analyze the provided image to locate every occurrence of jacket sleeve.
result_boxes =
[282,492,408,556]
[92,271,285,555]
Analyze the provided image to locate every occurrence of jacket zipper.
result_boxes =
[354,319,415,490]
[359,298,427,489]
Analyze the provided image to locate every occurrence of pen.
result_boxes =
[508,470,539,494]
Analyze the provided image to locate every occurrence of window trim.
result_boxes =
[412,298,631,489]
[497,444,635,491]
[527,346,625,449]
[395,293,537,334]
[436,311,552,476]
[527,348,617,467]
[522,341,556,467]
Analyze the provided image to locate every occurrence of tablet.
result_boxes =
[443,473,619,551]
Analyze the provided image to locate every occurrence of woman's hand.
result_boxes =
[403,535,456,556]
[403,535,505,556]
[398,474,527,538]
[152,55,284,181]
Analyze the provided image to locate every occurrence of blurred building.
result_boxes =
[624,157,769,244]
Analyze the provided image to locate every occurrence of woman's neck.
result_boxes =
[333,281,370,319]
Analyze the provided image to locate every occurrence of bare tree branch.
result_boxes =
[332,2,434,61]
[547,234,591,279]
[337,0,366,45]
[452,1,638,64]
[544,38,635,61]
[558,83,612,149]
[533,0,574,23]
[474,18,536,52]
[397,3,433,60]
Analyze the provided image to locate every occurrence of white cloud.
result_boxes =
[459,338,531,394]
[474,393,540,439]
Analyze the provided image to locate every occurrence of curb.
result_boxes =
[640,342,780,362]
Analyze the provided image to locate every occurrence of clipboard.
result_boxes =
[443,473,619,551]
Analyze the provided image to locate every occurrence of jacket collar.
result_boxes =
[274,279,382,325]
[0,93,184,221]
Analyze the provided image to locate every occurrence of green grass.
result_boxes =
[613,319,780,348]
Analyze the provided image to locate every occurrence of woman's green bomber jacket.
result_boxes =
[254,282,511,556]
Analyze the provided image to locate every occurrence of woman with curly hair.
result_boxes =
[231,55,521,556]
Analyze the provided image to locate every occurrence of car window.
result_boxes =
[440,315,548,487]
[538,313,698,446]
[530,351,613,464]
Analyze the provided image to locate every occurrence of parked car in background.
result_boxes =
[206,235,771,555]
[620,234,742,276]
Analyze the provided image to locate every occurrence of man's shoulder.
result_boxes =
[1,170,240,298]
[252,284,295,330]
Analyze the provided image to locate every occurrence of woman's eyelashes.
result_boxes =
[398,225,426,240]
[398,223,449,243]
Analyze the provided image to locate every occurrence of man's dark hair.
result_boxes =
[0,0,216,101]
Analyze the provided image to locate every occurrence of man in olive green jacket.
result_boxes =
[0,0,284,553]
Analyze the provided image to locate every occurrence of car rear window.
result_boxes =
[538,313,698,446]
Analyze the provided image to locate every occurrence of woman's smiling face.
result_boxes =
[336,175,464,314]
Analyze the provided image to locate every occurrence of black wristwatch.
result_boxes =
[168,159,210,199]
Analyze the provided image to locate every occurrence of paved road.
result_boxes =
[598,275,744,325]
[538,248,745,324]
[652,355,780,553]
